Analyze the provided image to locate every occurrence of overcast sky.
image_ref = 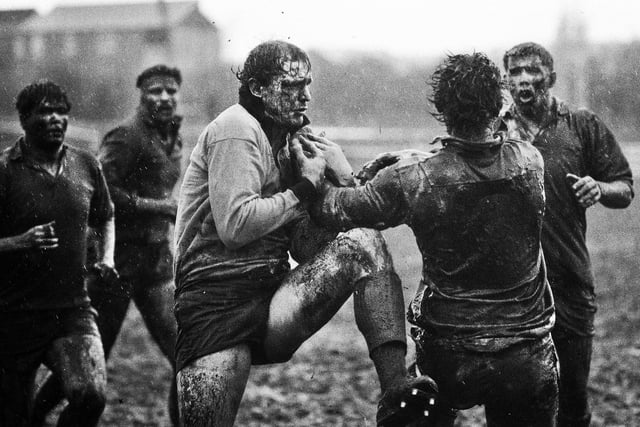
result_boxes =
[4,0,640,62]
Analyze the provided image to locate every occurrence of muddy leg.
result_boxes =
[264,228,407,390]
[134,279,179,426]
[176,345,251,427]
[552,327,592,427]
[89,277,132,359]
[30,372,61,426]
[44,334,106,427]
[31,279,130,425]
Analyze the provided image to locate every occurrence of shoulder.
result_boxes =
[554,98,601,128]
[66,145,100,163]
[503,138,544,169]
[377,149,443,189]
[414,145,457,172]
[205,104,264,145]
[560,102,617,147]
[0,140,24,175]
[569,105,600,125]
[65,145,104,173]
[102,117,140,145]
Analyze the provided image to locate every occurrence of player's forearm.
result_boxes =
[132,195,177,219]
[598,180,633,208]
[0,235,27,252]
[93,217,116,267]
[213,190,302,249]
[311,182,403,231]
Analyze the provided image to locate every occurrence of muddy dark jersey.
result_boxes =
[99,110,182,243]
[312,136,554,348]
[500,98,633,336]
[0,139,113,311]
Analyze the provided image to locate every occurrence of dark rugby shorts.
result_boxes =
[174,274,283,372]
[0,304,100,372]
[414,333,558,423]
[115,239,174,287]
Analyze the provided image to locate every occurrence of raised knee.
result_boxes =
[67,383,106,415]
[335,228,392,273]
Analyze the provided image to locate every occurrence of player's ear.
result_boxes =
[248,78,263,98]
[548,71,557,89]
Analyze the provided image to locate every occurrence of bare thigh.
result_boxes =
[44,333,107,401]
[264,228,386,361]
[133,279,178,362]
[177,345,251,427]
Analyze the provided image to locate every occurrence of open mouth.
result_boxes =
[47,129,64,138]
[156,105,174,114]
[517,89,535,104]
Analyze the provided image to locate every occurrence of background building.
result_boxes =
[3,1,220,121]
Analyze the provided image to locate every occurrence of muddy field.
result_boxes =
[39,130,640,426]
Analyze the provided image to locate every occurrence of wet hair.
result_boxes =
[430,52,503,139]
[503,42,554,72]
[236,40,311,98]
[136,64,182,88]
[15,79,71,122]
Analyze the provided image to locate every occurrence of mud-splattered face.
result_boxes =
[140,75,180,124]
[22,99,69,150]
[506,55,554,116]
[260,59,312,128]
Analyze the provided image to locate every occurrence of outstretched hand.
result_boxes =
[358,149,434,184]
[297,133,355,187]
[566,173,601,208]
[289,134,326,189]
[20,221,58,250]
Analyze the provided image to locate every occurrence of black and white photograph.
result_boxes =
[1,0,638,425]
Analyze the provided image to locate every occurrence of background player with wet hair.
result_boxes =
[500,42,633,427]
[296,52,559,426]
[0,79,115,426]
[33,64,183,425]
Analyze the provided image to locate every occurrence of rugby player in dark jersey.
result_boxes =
[500,42,633,427]
[0,80,115,426]
[295,53,559,426]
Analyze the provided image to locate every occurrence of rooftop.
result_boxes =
[21,1,209,33]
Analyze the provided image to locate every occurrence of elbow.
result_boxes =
[605,197,633,209]
[626,185,635,206]
[616,183,634,208]
[215,203,269,250]
[217,221,256,250]
[620,193,634,208]
[601,187,634,209]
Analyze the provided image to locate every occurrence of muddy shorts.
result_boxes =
[174,274,283,372]
[0,304,100,372]
[414,333,558,426]
[0,305,100,426]
[115,239,174,292]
